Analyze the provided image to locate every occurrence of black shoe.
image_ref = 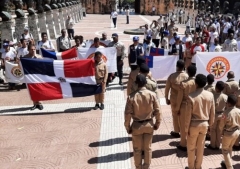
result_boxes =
[220,161,227,169]
[30,105,37,110]
[170,131,180,138]
[177,145,187,151]
[100,103,104,110]
[36,104,43,110]
[119,81,123,85]
[233,145,240,150]
[93,104,99,110]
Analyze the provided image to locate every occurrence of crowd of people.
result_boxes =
[0,10,240,169]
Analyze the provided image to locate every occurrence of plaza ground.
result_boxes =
[0,14,239,169]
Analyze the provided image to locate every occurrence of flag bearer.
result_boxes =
[94,51,108,110]
[219,95,240,169]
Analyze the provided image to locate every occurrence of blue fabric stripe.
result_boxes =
[20,58,56,76]
[70,83,102,97]
[41,48,57,60]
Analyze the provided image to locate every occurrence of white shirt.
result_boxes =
[186,19,191,27]
[182,36,192,44]
[223,22,231,33]
[2,50,16,60]
[158,18,164,27]
[151,25,160,39]
[238,41,240,51]
[17,47,29,58]
[22,33,33,40]
[126,10,130,16]
[0,47,15,54]
[209,31,219,43]
[152,7,156,11]
[111,11,118,18]
[36,40,55,56]
[169,38,175,45]
[142,28,152,40]
[209,44,222,52]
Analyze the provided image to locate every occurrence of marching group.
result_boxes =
[1,11,240,169]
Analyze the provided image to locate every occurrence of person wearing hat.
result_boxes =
[165,60,188,138]
[143,35,156,56]
[169,36,185,60]
[91,37,105,49]
[124,74,162,169]
[21,27,34,45]
[108,33,125,85]
[128,36,144,68]
[161,30,169,49]
[56,29,71,52]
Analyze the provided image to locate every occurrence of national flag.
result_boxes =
[5,61,25,83]
[41,48,77,60]
[150,48,166,56]
[77,47,117,73]
[196,52,240,81]
[20,58,102,101]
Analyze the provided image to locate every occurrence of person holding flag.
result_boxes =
[142,35,156,56]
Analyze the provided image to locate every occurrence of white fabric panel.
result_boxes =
[60,82,73,98]
[56,52,62,60]
[53,60,65,78]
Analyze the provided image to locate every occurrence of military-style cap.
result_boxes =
[112,33,118,38]
[146,35,152,39]
[133,36,139,41]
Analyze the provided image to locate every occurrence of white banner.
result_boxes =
[77,47,117,73]
[196,52,240,81]
[5,61,25,83]
[150,56,178,80]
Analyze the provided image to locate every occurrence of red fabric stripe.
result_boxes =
[28,83,63,101]
[64,59,95,77]
[61,48,77,59]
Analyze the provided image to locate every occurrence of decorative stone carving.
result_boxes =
[52,8,61,34]
[57,0,62,8]
[13,0,25,18]
[46,10,57,39]
[0,19,17,42]
[15,16,28,40]
[0,0,12,21]
[58,7,66,30]
[28,13,41,43]
[36,0,44,13]
[25,0,35,15]
[51,0,58,9]
[44,0,52,11]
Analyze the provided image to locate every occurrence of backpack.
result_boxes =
[57,36,71,49]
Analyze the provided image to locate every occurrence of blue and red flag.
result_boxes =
[150,48,165,56]
[41,48,77,60]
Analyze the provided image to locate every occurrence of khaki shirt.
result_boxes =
[165,71,188,103]
[108,41,125,60]
[204,84,215,94]
[236,89,240,108]
[95,60,108,83]
[219,107,240,133]
[185,88,215,132]
[214,92,227,113]
[176,77,196,111]
[124,87,162,131]
[223,78,238,96]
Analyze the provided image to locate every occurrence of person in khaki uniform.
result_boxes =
[233,82,240,150]
[223,71,238,96]
[204,74,215,94]
[185,74,215,169]
[175,65,197,151]
[165,60,188,137]
[219,95,240,169]
[127,56,151,95]
[124,74,162,169]
[205,81,228,150]
[93,51,108,110]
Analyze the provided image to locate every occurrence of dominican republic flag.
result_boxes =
[41,48,77,60]
[20,58,102,101]
[144,48,178,80]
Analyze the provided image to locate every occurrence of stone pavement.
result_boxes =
[0,14,240,169]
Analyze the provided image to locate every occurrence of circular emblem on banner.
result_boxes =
[206,56,230,79]
[87,53,107,62]
[11,66,23,78]
[90,42,107,48]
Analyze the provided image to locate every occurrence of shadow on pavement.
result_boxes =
[88,152,133,164]
[89,137,132,147]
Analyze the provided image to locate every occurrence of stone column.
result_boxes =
[59,7,66,30]
[15,15,28,41]
[0,19,17,43]
[46,10,57,39]
[53,9,61,35]
[38,12,51,40]
[28,13,41,43]
[75,2,80,22]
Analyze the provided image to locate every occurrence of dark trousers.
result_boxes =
[126,16,129,24]
[117,56,123,80]
[152,39,160,48]
[112,18,117,27]
[67,29,74,39]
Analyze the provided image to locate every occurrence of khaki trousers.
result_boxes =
[210,114,222,148]
[222,130,239,169]
[94,83,105,104]
[187,125,208,169]
[179,102,187,147]
[170,98,180,133]
[131,120,154,169]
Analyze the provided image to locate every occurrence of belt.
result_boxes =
[134,119,152,123]
[224,127,239,133]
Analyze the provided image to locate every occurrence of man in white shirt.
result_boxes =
[36,32,55,56]
[140,24,152,43]
[125,7,130,24]
[152,6,156,16]
[209,27,219,46]
[143,35,156,56]
[178,9,183,24]
[17,39,29,58]
[222,18,231,43]
[65,15,75,39]
[222,33,238,52]
[182,32,192,44]
[110,9,118,28]
[91,37,105,49]
[209,38,222,52]
[21,27,35,45]
[56,29,71,52]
